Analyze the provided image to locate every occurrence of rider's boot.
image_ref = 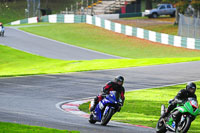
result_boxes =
[90,97,98,112]
[161,103,175,119]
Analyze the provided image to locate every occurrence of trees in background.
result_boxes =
[146,0,153,10]
[191,0,200,17]
[159,0,200,24]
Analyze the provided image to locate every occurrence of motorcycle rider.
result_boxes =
[90,76,125,112]
[0,23,5,33]
[0,23,4,30]
[161,82,197,126]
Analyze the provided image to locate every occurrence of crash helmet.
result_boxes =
[186,82,196,94]
[114,75,124,85]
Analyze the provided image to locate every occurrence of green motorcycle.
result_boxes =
[156,98,200,133]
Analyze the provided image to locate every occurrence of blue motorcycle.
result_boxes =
[89,91,123,126]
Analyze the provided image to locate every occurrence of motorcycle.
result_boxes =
[156,97,200,133]
[89,91,122,126]
[0,26,4,37]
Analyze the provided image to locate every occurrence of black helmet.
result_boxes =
[186,82,196,94]
[114,76,124,85]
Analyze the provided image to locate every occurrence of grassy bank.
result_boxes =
[20,23,200,58]
[79,82,200,133]
[0,121,79,133]
[2,23,200,77]
[2,44,200,77]
[115,16,178,35]
[122,16,175,22]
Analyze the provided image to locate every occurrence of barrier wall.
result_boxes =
[9,17,38,25]
[41,14,86,23]
[8,14,200,50]
[86,15,200,50]
[8,14,86,25]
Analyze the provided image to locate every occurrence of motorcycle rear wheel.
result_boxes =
[176,116,191,133]
[101,108,114,126]
[156,117,167,133]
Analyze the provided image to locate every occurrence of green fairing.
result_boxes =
[175,102,200,116]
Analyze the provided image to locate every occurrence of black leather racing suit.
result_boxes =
[165,89,197,122]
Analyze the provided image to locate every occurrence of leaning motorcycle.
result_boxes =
[89,91,122,126]
[156,97,200,133]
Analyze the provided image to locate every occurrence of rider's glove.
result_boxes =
[173,99,183,104]
[101,93,107,98]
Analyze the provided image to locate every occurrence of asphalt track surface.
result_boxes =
[0,27,120,60]
[0,26,200,132]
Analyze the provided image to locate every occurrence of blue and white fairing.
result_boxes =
[93,91,120,122]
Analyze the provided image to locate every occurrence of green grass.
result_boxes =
[0,121,79,133]
[1,23,200,77]
[122,16,175,21]
[118,16,178,35]
[143,24,178,35]
[2,44,200,77]
[20,23,200,59]
[79,82,200,133]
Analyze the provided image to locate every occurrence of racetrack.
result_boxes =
[0,27,120,60]
[1,61,200,132]
[0,26,200,132]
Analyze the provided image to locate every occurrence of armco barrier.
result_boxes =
[8,14,200,50]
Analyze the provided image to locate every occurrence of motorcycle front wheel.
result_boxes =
[156,117,167,133]
[176,116,191,133]
[89,113,96,124]
[101,108,114,126]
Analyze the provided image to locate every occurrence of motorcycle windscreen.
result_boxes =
[107,91,120,102]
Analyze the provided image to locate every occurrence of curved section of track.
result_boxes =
[0,27,120,60]
[0,25,200,132]
[0,62,200,132]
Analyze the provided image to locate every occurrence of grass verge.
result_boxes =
[0,121,79,132]
[19,23,198,58]
[122,16,175,22]
[2,45,200,77]
[116,16,178,35]
[79,82,200,133]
